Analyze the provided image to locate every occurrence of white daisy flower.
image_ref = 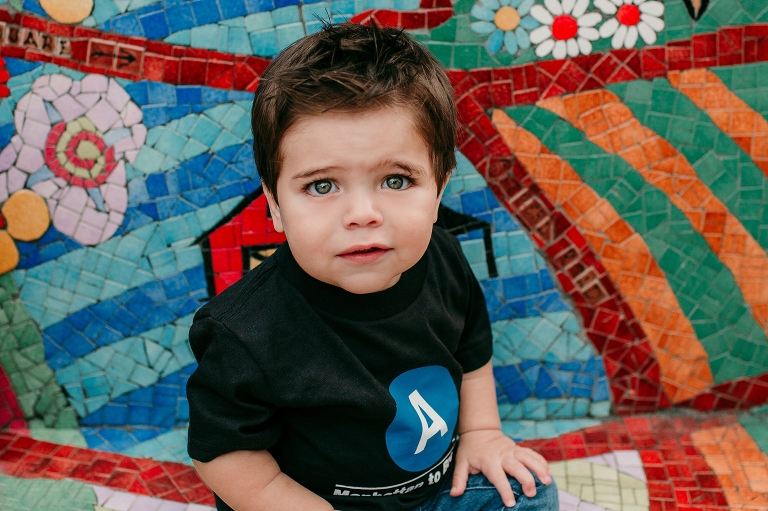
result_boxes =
[0,73,146,246]
[595,0,665,49]
[529,0,602,59]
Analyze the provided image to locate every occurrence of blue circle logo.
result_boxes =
[385,366,459,472]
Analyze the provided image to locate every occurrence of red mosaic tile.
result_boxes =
[0,432,214,504]
[456,103,668,414]
[0,364,26,430]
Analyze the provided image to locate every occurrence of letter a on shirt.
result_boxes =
[408,390,448,454]
[385,366,459,472]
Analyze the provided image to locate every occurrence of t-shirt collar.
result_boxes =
[274,242,428,321]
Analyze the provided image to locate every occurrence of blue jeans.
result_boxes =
[413,472,559,511]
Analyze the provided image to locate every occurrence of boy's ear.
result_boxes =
[262,185,285,233]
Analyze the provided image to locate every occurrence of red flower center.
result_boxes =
[617,4,641,26]
[0,212,5,230]
[551,14,578,41]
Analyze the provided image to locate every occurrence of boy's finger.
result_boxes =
[486,466,516,508]
[515,450,552,485]
[503,459,537,498]
[450,459,470,497]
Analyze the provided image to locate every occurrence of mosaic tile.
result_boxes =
[493,108,715,403]
[122,429,191,465]
[28,423,87,447]
[0,361,26,430]
[454,98,668,413]
[442,152,576,320]
[17,222,204,330]
[504,104,768,385]
[499,396,611,422]
[690,422,768,509]
[608,77,768,253]
[0,473,98,511]
[500,418,603,440]
[0,273,76,428]
[538,88,768,345]
[551,454,649,511]
[492,312,595,365]
[132,102,252,175]
[41,268,206,371]
[123,144,259,232]
[82,426,167,453]
[539,91,768,344]
[0,431,214,504]
[92,485,215,511]
[669,68,768,180]
[739,413,768,455]
[78,364,194,429]
[494,356,610,405]
[56,314,195,418]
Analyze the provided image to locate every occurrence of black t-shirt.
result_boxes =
[187,226,493,511]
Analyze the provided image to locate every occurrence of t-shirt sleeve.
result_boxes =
[186,314,281,462]
[445,233,494,373]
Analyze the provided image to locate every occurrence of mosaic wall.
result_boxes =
[1,0,768,509]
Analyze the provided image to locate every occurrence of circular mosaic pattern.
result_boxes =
[1,189,50,242]
[45,119,117,189]
[39,0,94,24]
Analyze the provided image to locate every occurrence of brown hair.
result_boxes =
[251,22,457,202]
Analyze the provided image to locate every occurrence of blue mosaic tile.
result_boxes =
[493,356,609,404]
[79,365,195,428]
[124,145,258,231]
[123,429,192,465]
[56,314,195,419]
[16,227,83,271]
[42,267,207,371]
[82,426,166,452]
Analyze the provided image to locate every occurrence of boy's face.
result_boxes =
[263,106,444,294]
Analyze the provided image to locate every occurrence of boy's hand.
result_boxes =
[450,429,552,508]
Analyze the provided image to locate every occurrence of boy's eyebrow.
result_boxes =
[292,167,337,181]
[291,160,428,180]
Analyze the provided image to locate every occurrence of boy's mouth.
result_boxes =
[338,245,391,261]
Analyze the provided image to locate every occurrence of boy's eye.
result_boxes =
[309,180,336,195]
[384,175,410,190]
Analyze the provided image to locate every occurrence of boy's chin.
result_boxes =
[334,273,402,295]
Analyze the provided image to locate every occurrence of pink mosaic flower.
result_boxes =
[0,73,146,246]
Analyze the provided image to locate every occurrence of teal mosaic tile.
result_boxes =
[492,312,594,365]
[738,413,768,455]
[18,219,206,329]
[123,428,192,465]
[0,474,97,511]
[609,78,768,257]
[0,275,77,428]
[55,314,195,418]
[500,418,602,440]
[505,105,768,384]
[133,101,252,175]
[712,62,768,126]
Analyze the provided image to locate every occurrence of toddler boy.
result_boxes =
[186,21,558,511]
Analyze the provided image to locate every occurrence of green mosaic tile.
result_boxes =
[0,274,76,428]
[505,106,768,383]
[452,44,480,68]
[739,414,768,455]
[609,79,768,255]
[712,62,768,121]
[0,474,97,511]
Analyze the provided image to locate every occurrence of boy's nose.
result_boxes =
[343,194,383,228]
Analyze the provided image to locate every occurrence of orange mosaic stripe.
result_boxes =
[537,90,768,333]
[690,423,768,509]
[669,69,768,178]
[491,109,713,403]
